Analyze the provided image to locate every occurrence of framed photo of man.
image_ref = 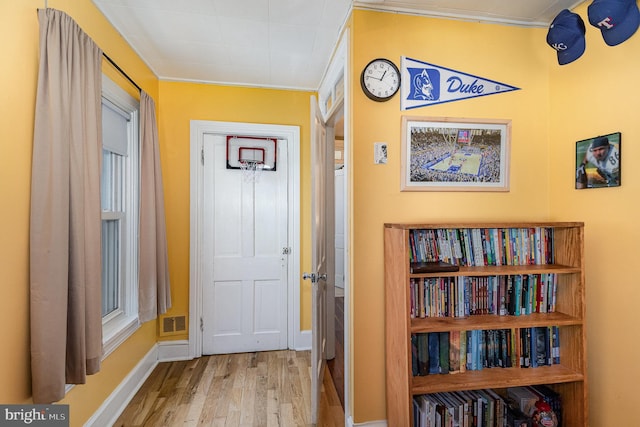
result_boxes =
[575,132,621,189]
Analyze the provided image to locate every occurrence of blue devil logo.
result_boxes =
[408,68,440,101]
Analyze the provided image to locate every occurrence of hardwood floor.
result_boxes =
[113,350,344,426]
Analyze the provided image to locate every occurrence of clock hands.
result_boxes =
[365,69,390,81]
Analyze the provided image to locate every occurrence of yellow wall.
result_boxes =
[548,3,640,426]
[0,0,39,405]
[157,81,314,332]
[350,9,552,422]
[0,0,159,424]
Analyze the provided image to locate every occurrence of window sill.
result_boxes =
[102,315,140,359]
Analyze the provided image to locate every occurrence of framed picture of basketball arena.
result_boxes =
[575,132,621,189]
[401,116,511,192]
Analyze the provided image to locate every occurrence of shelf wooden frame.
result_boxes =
[384,222,588,427]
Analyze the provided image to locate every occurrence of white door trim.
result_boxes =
[318,27,351,421]
[189,120,302,359]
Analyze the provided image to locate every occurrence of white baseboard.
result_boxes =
[84,340,192,427]
[294,329,311,351]
[347,416,387,427]
[84,345,158,427]
[157,339,191,362]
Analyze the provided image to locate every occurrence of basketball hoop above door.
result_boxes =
[226,135,278,183]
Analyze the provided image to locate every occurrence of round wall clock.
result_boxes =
[360,58,401,102]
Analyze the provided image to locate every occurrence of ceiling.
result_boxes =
[92,0,585,91]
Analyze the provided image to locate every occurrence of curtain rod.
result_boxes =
[35,6,142,93]
[103,53,142,93]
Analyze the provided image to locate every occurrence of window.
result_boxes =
[101,75,140,357]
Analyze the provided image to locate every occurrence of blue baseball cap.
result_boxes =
[588,0,640,46]
[547,9,586,65]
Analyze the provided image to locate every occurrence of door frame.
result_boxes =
[189,120,302,359]
[317,27,350,422]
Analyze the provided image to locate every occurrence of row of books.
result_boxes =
[409,274,558,319]
[412,385,562,427]
[411,327,561,376]
[409,228,555,267]
[520,326,561,369]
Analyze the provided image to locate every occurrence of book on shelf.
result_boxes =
[416,328,518,374]
[505,402,532,427]
[411,334,418,376]
[409,273,558,320]
[552,325,560,364]
[411,398,419,427]
[413,386,564,427]
[418,277,426,318]
[467,330,477,371]
[520,327,531,368]
[476,389,496,427]
[459,330,467,373]
[410,261,460,274]
[434,393,458,426]
[417,333,429,376]
[530,326,548,368]
[438,332,450,374]
[545,326,553,366]
[410,278,416,318]
[479,328,486,369]
[408,227,558,267]
[428,333,440,375]
[469,390,485,427]
[507,386,539,417]
[457,391,475,427]
[448,330,460,373]
[514,275,523,316]
[506,275,515,315]
[457,390,476,427]
[485,388,507,426]
[498,328,510,368]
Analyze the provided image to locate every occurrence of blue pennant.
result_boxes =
[401,57,520,110]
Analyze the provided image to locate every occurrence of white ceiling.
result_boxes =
[92,0,585,91]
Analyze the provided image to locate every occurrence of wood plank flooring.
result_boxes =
[113,350,344,426]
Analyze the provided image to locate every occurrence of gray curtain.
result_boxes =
[139,92,172,322]
[30,9,103,404]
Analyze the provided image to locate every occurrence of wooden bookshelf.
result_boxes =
[384,222,587,427]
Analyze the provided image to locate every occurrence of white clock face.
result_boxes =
[361,59,400,102]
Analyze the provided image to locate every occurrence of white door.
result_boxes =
[201,133,288,355]
[306,96,334,425]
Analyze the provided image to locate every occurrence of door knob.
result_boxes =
[302,272,327,282]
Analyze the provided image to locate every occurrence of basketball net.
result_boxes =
[239,160,264,183]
